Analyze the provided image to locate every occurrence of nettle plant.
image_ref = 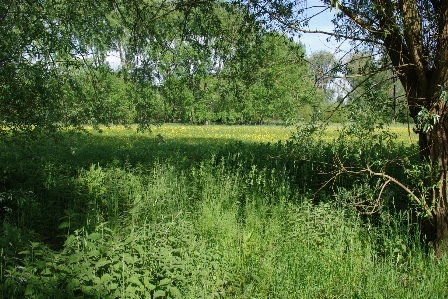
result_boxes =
[3,224,188,298]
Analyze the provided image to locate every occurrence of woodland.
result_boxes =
[1,0,448,297]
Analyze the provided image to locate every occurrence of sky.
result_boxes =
[294,1,351,56]
[106,52,121,69]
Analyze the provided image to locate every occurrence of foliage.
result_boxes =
[308,50,338,99]
[1,125,447,298]
[1,0,324,131]
[213,32,318,124]
[344,52,408,124]
[0,0,117,133]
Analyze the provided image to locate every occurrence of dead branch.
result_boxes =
[317,153,435,218]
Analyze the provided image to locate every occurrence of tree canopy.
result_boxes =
[0,0,321,130]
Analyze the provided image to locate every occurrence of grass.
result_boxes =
[1,124,447,298]
[84,123,416,144]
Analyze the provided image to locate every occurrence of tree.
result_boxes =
[218,32,318,123]
[249,0,448,254]
[0,0,119,132]
[1,0,250,130]
[345,51,408,123]
[308,50,337,97]
[308,50,349,122]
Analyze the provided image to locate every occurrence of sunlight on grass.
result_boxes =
[85,123,417,145]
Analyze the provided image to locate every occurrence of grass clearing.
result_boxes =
[1,124,446,298]
[85,123,416,144]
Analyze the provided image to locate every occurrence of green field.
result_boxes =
[86,123,417,144]
[1,124,447,298]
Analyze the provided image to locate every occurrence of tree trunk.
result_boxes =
[419,111,448,257]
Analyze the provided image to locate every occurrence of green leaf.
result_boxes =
[159,278,171,286]
[112,261,121,270]
[41,268,52,275]
[64,235,77,246]
[122,253,134,264]
[86,241,97,249]
[101,273,113,283]
[133,244,144,256]
[125,285,136,295]
[24,284,34,296]
[68,254,80,264]
[87,232,102,241]
[92,276,101,285]
[128,276,144,288]
[31,242,40,248]
[58,222,70,229]
[88,249,101,257]
[168,286,182,298]
[82,285,94,295]
[154,290,166,298]
[144,277,156,290]
[100,245,110,254]
[95,258,111,268]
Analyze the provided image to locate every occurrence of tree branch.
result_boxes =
[324,153,435,218]
[334,3,382,36]
[248,0,381,45]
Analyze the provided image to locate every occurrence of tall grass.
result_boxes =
[0,125,446,298]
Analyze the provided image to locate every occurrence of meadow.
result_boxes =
[1,124,447,298]
[87,123,417,144]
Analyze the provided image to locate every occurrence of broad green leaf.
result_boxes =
[125,235,134,244]
[125,285,136,295]
[58,222,70,229]
[88,249,101,257]
[144,277,156,290]
[101,273,113,283]
[82,286,94,295]
[128,276,144,288]
[92,276,101,285]
[159,278,171,286]
[154,290,166,298]
[64,235,77,246]
[133,244,144,256]
[41,268,52,275]
[168,286,182,298]
[24,285,34,296]
[95,258,111,268]
[122,253,134,264]
[68,254,80,264]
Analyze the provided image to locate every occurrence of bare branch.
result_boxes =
[335,3,383,36]
[248,0,381,45]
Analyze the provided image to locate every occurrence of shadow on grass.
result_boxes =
[0,130,437,299]
[0,130,416,247]
[0,132,296,245]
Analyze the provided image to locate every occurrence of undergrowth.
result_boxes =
[0,126,446,298]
